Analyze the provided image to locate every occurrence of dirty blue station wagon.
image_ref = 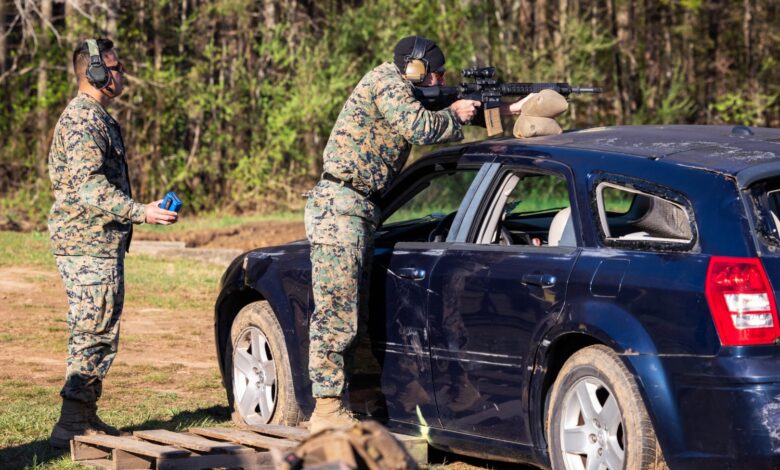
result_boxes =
[215,125,780,470]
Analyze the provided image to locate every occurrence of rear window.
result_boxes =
[749,178,780,246]
[593,177,696,250]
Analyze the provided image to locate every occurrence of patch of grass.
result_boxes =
[0,232,54,268]
[134,210,303,235]
[124,254,222,310]
[0,233,234,469]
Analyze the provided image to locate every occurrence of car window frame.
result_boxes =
[375,154,496,246]
[589,172,699,252]
[460,156,580,252]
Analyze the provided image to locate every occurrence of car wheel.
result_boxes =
[226,301,302,426]
[546,345,667,470]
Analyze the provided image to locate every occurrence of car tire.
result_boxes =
[225,301,302,427]
[546,345,668,470]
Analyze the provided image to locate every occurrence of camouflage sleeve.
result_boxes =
[64,111,146,224]
[373,76,464,145]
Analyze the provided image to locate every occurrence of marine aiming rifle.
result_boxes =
[413,66,602,136]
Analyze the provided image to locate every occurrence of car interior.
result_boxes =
[595,182,693,244]
[477,171,573,247]
[375,167,694,248]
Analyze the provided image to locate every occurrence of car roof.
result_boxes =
[465,125,780,177]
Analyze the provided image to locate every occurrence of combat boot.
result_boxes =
[86,401,122,436]
[309,397,359,433]
[49,398,89,449]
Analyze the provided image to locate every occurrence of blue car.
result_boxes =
[215,125,780,470]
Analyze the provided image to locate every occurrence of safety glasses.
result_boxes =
[106,62,126,74]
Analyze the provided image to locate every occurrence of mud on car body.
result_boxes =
[215,125,780,470]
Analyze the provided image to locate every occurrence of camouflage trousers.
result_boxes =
[54,254,125,403]
[304,180,379,398]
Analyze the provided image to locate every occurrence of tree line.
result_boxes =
[0,0,777,228]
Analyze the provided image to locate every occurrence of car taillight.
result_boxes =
[705,256,780,346]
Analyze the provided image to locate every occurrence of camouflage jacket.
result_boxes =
[48,93,146,257]
[322,62,464,199]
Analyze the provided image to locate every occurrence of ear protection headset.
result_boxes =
[404,37,432,84]
[85,39,111,90]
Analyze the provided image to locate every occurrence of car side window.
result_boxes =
[476,171,574,247]
[595,181,694,247]
[376,169,478,243]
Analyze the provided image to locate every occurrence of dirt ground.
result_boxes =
[0,222,533,469]
[135,220,306,251]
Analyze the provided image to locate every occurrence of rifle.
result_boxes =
[413,66,602,136]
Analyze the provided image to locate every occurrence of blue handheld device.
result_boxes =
[159,191,182,212]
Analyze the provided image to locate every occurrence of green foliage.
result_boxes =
[0,0,777,228]
[710,90,777,126]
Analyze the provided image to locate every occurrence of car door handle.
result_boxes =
[397,267,426,280]
[522,273,556,288]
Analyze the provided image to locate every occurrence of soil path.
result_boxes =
[135,220,306,251]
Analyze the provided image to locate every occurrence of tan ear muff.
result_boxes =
[404,59,427,84]
[403,36,432,84]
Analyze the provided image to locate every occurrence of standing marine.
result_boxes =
[305,36,487,432]
[48,38,179,448]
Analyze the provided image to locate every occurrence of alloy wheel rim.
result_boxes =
[559,377,625,470]
[232,326,277,425]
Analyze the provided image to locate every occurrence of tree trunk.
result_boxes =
[37,0,53,178]
[64,0,76,86]
[554,0,568,75]
[534,0,549,62]
[105,0,119,38]
[0,0,6,75]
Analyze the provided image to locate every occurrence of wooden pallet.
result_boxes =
[70,423,428,469]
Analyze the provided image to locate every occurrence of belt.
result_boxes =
[322,172,380,204]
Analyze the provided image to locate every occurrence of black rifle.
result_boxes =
[413,66,602,136]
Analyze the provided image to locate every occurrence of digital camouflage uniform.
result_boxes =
[305,62,464,398]
[48,93,146,403]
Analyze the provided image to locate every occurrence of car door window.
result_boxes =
[596,182,693,244]
[376,169,478,243]
[476,171,574,247]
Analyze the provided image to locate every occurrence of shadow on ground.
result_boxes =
[0,405,231,469]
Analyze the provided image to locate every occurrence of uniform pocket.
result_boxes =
[74,282,116,335]
[70,258,120,335]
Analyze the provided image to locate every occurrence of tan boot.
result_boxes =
[309,397,359,434]
[49,398,89,449]
[86,401,122,436]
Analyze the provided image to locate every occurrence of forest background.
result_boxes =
[0,0,777,229]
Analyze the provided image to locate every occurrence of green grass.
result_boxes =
[0,373,231,469]
[0,231,224,311]
[134,209,303,235]
[124,254,223,310]
[0,232,55,268]
[0,231,232,469]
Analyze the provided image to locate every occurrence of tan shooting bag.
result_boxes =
[513,89,568,138]
[276,420,420,470]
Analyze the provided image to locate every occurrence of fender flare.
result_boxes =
[529,300,685,458]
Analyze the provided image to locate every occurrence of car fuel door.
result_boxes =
[427,162,580,443]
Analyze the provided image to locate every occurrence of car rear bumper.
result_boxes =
[631,349,780,469]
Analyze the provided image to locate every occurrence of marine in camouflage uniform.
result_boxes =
[48,38,178,448]
[305,37,479,431]
[49,91,146,404]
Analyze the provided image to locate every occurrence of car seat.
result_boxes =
[548,207,575,247]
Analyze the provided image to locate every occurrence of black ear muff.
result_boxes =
[404,37,431,84]
[85,39,110,90]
